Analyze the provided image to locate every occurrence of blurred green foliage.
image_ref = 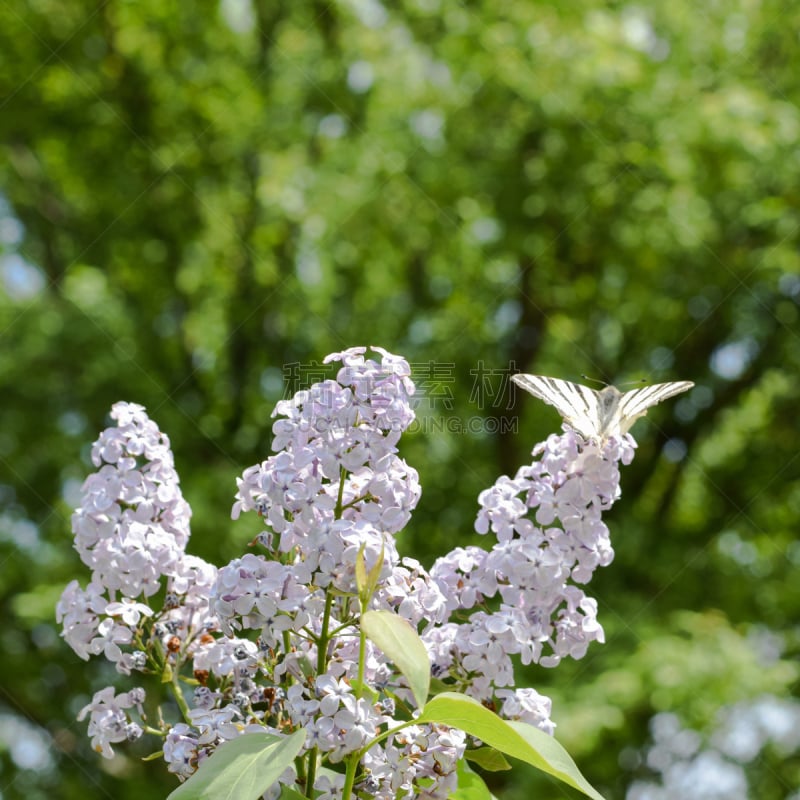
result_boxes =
[1,1,799,798]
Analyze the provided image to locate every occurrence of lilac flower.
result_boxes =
[470,431,627,658]
[426,429,635,723]
[77,686,145,758]
[231,348,418,579]
[55,579,106,661]
[70,402,191,598]
[189,705,243,745]
[382,725,467,800]
[165,554,219,637]
[315,675,353,717]
[212,553,310,637]
[328,694,380,761]
[163,723,200,779]
[377,557,449,626]
[496,688,555,734]
[429,546,494,613]
[105,599,153,627]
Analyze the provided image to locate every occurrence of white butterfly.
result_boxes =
[511,374,694,442]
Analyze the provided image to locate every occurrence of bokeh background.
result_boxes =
[1,1,799,798]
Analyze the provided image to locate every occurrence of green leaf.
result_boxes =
[366,543,385,593]
[166,729,307,800]
[452,759,498,800]
[464,747,512,772]
[350,679,379,703]
[356,543,385,607]
[431,677,453,694]
[417,693,606,800]
[430,677,453,696]
[278,786,307,800]
[361,609,430,708]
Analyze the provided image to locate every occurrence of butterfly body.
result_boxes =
[511,374,694,442]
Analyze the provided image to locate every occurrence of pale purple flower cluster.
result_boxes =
[56,403,221,754]
[212,553,315,642]
[231,347,420,597]
[71,401,191,596]
[166,347,470,797]
[377,556,450,626]
[425,431,635,714]
[366,724,467,800]
[287,676,381,762]
[164,704,272,782]
[212,347,471,794]
[163,710,269,779]
[57,349,640,798]
[77,686,146,759]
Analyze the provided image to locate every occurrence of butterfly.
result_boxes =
[511,374,694,442]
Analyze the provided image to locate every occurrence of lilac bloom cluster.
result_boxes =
[56,402,224,750]
[229,346,419,590]
[57,348,639,800]
[212,347,465,799]
[78,686,146,758]
[425,430,635,719]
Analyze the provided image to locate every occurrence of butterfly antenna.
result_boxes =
[618,378,648,387]
[580,374,607,386]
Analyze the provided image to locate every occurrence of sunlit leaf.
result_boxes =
[278,786,307,800]
[464,747,512,772]
[418,693,605,800]
[361,609,430,708]
[452,759,498,800]
[166,730,306,800]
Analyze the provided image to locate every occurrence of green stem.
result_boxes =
[307,466,349,796]
[358,718,416,756]
[170,666,192,723]
[306,589,335,795]
[341,752,360,800]
[340,718,419,800]
[327,617,359,638]
[336,465,347,516]
[295,754,307,790]
[340,493,371,510]
[305,745,319,797]
[317,590,334,673]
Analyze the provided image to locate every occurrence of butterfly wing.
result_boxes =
[511,374,603,439]
[513,376,695,440]
[613,381,695,435]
